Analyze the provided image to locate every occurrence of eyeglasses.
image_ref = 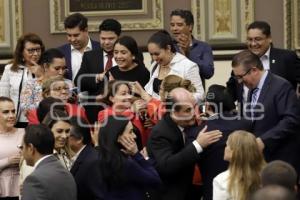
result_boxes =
[26,47,42,55]
[51,86,70,92]
[232,68,252,80]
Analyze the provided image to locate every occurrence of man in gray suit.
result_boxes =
[21,124,77,200]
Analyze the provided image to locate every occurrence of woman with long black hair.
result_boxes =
[98,115,161,199]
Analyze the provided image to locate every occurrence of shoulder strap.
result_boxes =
[151,63,159,75]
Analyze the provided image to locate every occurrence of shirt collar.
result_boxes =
[71,145,86,162]
[178,125,184,132]
[71,37,92,51]
[257,70,268,90]
[33,154,52,169]
[262,46,271,59]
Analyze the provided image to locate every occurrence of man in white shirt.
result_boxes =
[58,13,100,81]
[21,124,76,200]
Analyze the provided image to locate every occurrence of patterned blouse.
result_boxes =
[20,78,73,114]
[20,79,43,113]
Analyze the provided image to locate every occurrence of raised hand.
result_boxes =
[118,134,138,156]
[29,60,44,78]
[176,33,191,56]
[196,125,222,148]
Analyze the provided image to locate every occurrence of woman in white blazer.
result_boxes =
[0,33,45,127]
[144,30,204,102]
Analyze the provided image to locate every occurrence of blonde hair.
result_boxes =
[227,131,266,200]
[161,74,196,96]
[42,76,65,98]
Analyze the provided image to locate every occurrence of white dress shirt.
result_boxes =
[260,47,271,70]
[71,38,92,80]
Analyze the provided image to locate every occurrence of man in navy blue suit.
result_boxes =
[232,50,300,172]
[58,13,100,81]
[68,117,103,200]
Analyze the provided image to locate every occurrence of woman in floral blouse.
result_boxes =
[20,48,70,116]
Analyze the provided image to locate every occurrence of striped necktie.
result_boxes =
[250,87,259,120]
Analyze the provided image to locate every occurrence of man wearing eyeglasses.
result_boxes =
[228,21,300,102]
[232,50,300,174]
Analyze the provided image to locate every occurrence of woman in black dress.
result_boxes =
[107,36,150,87]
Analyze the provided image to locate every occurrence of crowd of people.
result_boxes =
[0,8,299,200]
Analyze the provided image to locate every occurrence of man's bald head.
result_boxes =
[169,87,195,105]
[167,88,197,127]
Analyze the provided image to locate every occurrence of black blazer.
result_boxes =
[269,47,300,89]
[74,49,105,96]
[70,145,104,200]
[186,113,252,200]
[58,40,100,80]
[147,114,200,200]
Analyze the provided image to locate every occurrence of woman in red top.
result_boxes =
[97,80,149,147]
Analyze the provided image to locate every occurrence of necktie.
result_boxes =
[250,88,259,120]
[105,53,113,71]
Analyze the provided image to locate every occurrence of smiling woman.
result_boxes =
[0,96,24,199]
[42,109,73,170]
[105,35,150,87]
[145,30,204,101]
[0,33,45,127]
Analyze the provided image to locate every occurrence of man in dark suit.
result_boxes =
[147,88,222,200]
[186,84,252,200]
[231,50,300,172]
[68,117,103,200]
[246,21,300,89]
[74,18,121,123]
[227,21,300,102]
[21,124,76,200]
[58,13,100,80]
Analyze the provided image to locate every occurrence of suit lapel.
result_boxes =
[66,45,72,80]
[70,145,89,175]
[164,114,185,147]
[252,72,272,121]
[257,72,272,105]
